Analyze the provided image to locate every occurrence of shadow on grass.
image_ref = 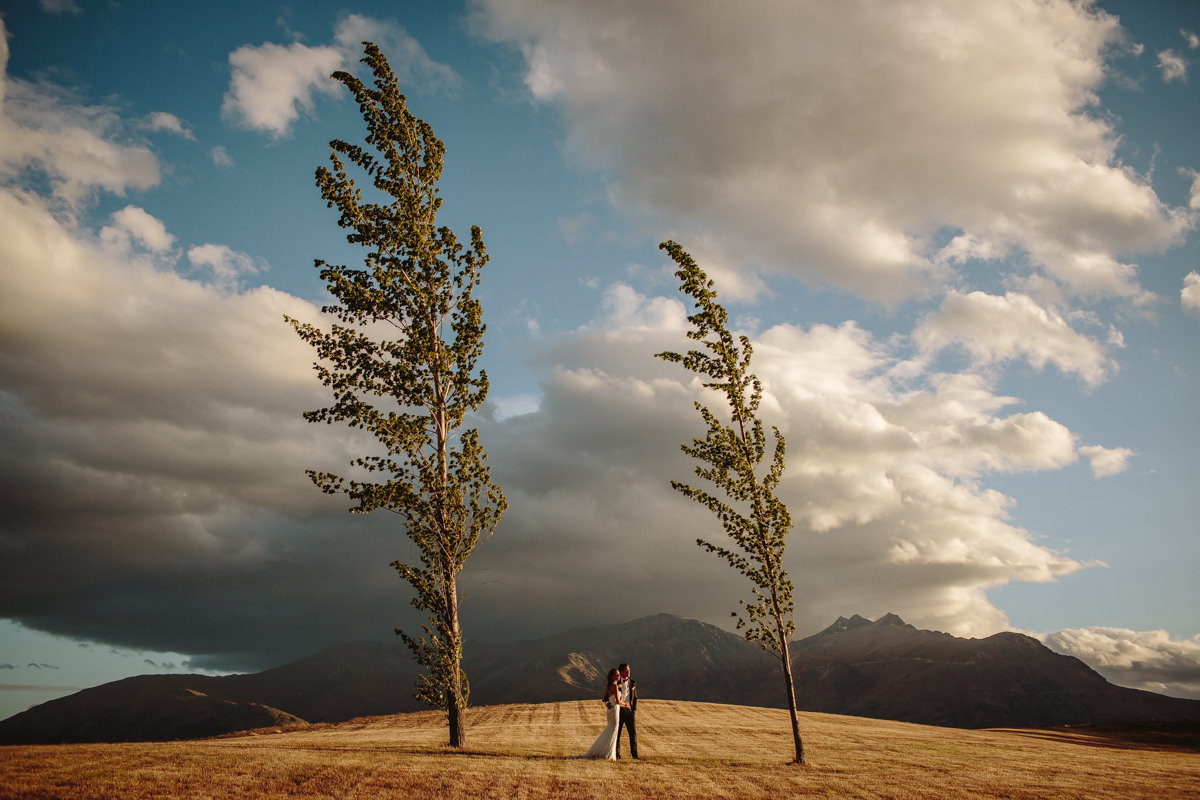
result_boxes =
[225,742,777,768]
[997,722,1200,753]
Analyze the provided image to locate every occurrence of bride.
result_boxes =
[582,667,628,760]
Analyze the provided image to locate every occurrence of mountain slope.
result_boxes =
[2,613,1196,743]
[788,614,1197,728]
[0,675,303,743]
[467,613,776,706]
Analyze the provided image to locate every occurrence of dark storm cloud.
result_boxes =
[0,175,1108,669]
[0,186,1097,671]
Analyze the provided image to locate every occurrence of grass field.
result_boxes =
[2,700,1198,799]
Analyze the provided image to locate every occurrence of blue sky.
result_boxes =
[1,0,1199,720]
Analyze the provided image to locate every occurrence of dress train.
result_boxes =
[581,700,619,760]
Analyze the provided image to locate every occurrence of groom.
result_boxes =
[616,662,638,759]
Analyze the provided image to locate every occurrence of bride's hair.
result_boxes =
[606,667,619,684]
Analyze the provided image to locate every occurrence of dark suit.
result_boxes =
[616,677,638,758]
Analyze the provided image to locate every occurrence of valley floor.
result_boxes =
[2,700,1198,799]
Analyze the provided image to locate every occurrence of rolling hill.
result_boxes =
[4,701,1199,800]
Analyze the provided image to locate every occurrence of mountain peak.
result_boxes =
[824,614,872,635]
[817,613,910,638]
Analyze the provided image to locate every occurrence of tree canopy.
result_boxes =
[656,240,805,764]
[286,42,506,748]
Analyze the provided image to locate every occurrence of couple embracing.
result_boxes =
[582,662,638,760]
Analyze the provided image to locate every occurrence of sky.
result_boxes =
[1,0,1199,720]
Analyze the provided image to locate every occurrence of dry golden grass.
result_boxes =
[2,701,1198,799]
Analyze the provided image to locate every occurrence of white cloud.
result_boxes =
[39,0,80,14]
[1022,244,1159,307]
[558,212,593,245]
[1183,272,1200,317]
[668,233,770,302]
[187,243,264,292]
[0,194,321,468]
[1158,49,1188,82]
[490,393,541,420]
[914,291,1115,386]
[1182,167,1200,211]
[1079,445,1133,478]
[142,112,194,140]
[99,205,176,254]
[209,145,233,168]
[471,281,1098,640]
[474,0,1192,304]
[1183,30,1200,50]
[222,14,459,139]
[221,41,344,138]
[1044,627,1200,699]
[331,14,461,95]
[0,19,160,206]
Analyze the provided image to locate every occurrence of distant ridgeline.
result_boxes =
[2,613,1198,744]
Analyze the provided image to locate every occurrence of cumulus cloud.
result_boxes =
[0,197,1113,665]
[209,145,234,168]
[913,291,1115,386]
[1079,445,1133,477]
[142,112,194,140]
[99,205,176,254]
[1157,49,1188,82]
[462,280,1106,640]
[221,41,344,138]
[39,0,80,14]
[0,10,1142,670]
[474,0,1192,304]
[491,393,541,420]
[0,20,159,206]
[1183,272,1200,316]
[331,14,461,94]
[1044,627,1200,699]
[187,243,264,292]
[222,14,459,138]
[1184,30,1200,50]
[0,204,325,519]
[1183,168,1200,211]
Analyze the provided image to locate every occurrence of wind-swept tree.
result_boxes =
[285,43,506,748]
[655,240,805,764]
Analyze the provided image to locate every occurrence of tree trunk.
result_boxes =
[447,688,464,748]
[446,576,465,748]
[433,388,467,749]
[772,609,805,765]
[779,638,805,765]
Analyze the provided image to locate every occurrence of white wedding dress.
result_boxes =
[582,696,620,760]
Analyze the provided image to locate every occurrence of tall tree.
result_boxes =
[285,43,506,748]
[655,240,805,765]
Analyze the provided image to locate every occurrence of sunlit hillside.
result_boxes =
[2,701,1198,799]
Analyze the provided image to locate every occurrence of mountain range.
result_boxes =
[2,613,1197,744]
